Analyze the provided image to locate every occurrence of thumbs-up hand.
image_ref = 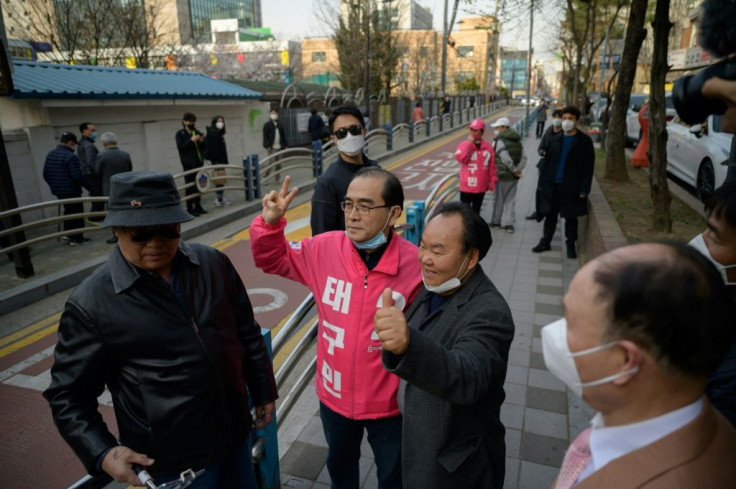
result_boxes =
[374,287,410,354]
[261,175,299,224]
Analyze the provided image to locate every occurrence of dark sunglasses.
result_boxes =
[129,228,181,243]
[333,125,363,139]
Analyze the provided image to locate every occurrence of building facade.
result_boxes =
[500,48,529,98]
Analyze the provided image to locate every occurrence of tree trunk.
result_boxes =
[604,0,648,182]
[649,0,673,232]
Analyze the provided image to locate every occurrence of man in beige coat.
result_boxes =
[541,242,736,488]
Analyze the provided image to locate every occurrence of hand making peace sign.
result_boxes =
[261,175,299,224]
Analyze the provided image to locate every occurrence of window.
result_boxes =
[419,46,428,57]
[312,51,326,62]
[397,47,409,58]
[457,46,474,58]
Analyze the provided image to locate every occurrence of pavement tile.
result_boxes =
[280,441,329,480]
[538,269,563,278]
[505,457,520,488]
[296,415,329,448]
[501,403,524,430]
[509,300,536,313]
[504,382,527,406]
[538,276,564,287]
[524,408,569,439]
[528,368,566,392]
[505,428,522,458]
[505,365,529,386]
[531,337,544,353]
[520,433,569,468]
[508,348,530,368]
[526,386,568,414]
[518,460,562,489]
[534,312,561,326]
[529,351,547,370]
[534,303,564,317]
[538,262,562,271]
[535,293,562,305]
[537,284,564,295]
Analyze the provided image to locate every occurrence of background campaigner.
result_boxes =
[205,115,230,207]
[375,201,515,489]
[310,105,377,235]
[44,171,277,489]
[454,118,498,214]
[251,169,422,489]
[490,117,527,234]
[262,107,287,183]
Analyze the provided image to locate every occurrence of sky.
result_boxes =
[261,0,563,61]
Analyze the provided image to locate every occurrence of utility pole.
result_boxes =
[441,0,448,96]
[364,0,371,117]
[525,0,534,137]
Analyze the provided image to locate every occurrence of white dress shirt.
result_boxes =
[577,396,704,483]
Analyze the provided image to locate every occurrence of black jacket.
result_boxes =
[77,136,99,178]
[310,154,378,235]
[308,114,325,141]
[205,126,229,165]
[175,127,206,169]
[43,145,91,197]
[262,120,287,149]
[43,243,278,476]
[538,130,595,219]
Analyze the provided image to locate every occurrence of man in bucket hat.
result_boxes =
[44,171,277,488]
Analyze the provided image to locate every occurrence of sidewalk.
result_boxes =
[277,134,594,489]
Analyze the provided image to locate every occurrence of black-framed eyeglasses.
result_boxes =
[128,227,181,243]
[340,201,391,215]
[333,125,363,140]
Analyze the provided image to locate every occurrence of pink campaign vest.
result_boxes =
[455,139,498,193]
[250,217,422,419]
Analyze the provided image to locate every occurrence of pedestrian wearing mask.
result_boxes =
[78,122,105,220]
[490,117,527,233]
[262,108,288,183]
[175,112,207,216]
[527,109,564,220]
[454,118,498,214]
[532,106,594,259]
[310,105,378,235]
[205,115,230,207]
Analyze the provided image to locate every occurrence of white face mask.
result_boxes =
[541,318,639,398]
[270,113,278,121]
[422,254,470,294]
[215,122,225,130]
[552,118,562,128]
[689,233,736,285]
[336,133,366,157]
[561,120,576,132]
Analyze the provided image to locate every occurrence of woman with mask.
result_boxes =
[205,115,230,207]
[310,105,378,235]
[454,118,498,214]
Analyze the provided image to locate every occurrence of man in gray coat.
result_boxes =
[95,132,132,243]
[374,201,515,489]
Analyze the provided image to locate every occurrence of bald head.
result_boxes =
[584,242,734,378]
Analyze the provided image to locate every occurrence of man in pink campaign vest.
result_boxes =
[250,168,422,489]
[454,118,498,215]
[542,242,736,489]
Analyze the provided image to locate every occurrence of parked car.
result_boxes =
[666,114,732,201]
[626,92,676,146]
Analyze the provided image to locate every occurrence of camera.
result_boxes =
[673,57,736,125]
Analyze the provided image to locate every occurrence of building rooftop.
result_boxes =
[10,61,263,100]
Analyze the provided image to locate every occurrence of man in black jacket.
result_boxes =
[262,108,288,183]
[175,112,207,216]
[532,106,594,259]
[78,122,104,219]
[43,131,93,245]
[44,171,278,488]
[310,105,378,235]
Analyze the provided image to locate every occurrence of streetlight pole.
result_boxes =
[441,0,448,96]
[525,0,534,137]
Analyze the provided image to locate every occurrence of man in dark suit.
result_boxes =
[374,201,515,489]
[532,106,594,259]
[262,108,288,183]
[542,242,736,488]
